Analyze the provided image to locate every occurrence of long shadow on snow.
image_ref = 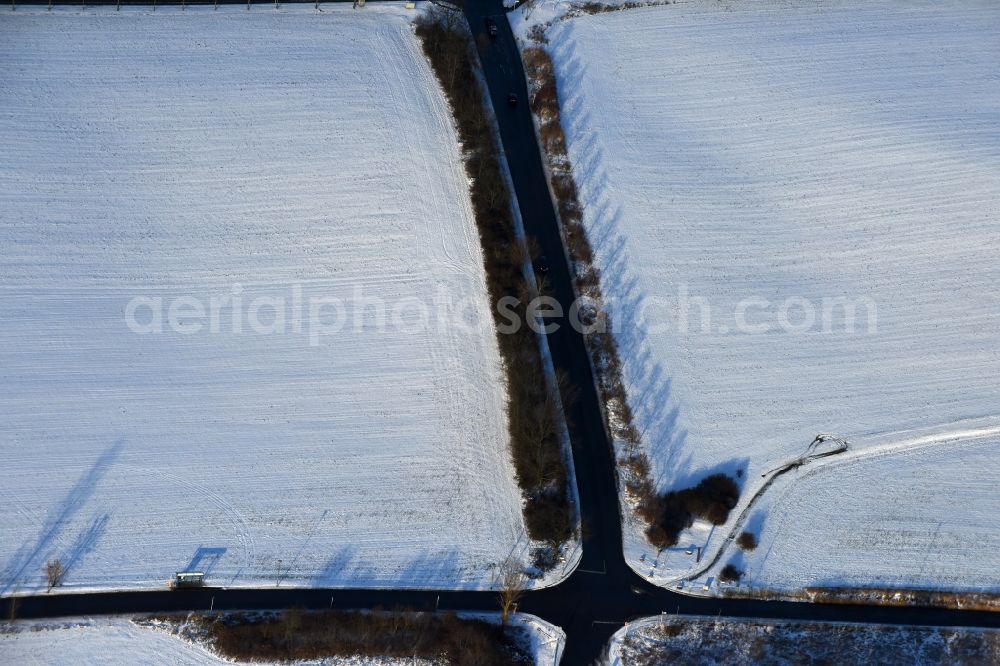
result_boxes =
[1,439,124,595]
[312,547,466,592]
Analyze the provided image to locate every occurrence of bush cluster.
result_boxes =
[201,608,530,666]
[643,474,741,549]
[416,13,572,549]
[737,531,758,551]
[719,563,743,584]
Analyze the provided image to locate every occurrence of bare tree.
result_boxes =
[496,557,527,626]
[45,559,65,592]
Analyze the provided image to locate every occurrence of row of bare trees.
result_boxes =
[416,8,574,554]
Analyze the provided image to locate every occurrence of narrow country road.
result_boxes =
[5,2,1000,664]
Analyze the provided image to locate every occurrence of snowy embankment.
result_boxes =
[526,1,1000,593]
[0,6,540,594]
[606,615,1000,666]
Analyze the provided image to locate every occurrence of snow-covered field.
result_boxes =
[0,617,439,665]
[607,615,1000,666]
[742,426,1000,594]
[531,1,1000,590]
[0,6,533,594]
[1,618,237,666]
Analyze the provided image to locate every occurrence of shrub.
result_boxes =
[719,563,743,584]
[532,78,560,114]
[645,524,674,550]
[550,173,577,203]
[737,531,758,551]
[646,474,742,549]
[684,474,740,525]
[45,559,65,592]
[531,545,560,572]
[657,490,695,541]
[523,489,573,546]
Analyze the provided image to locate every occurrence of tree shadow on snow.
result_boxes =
[59,512,111,586]
[312,546,465,590]
[1,438,124,594]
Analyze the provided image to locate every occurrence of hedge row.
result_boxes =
[415,12,573,551]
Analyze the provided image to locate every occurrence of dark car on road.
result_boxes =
[486,17,499,38]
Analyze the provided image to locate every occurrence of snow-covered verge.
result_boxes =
[606,615,1000,666]
[455,612,564,666]
[0,5,543,595]
[496,613,565,666]
[516,0,1000,595]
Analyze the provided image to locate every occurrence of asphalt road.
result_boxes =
[6,2,1000,664]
